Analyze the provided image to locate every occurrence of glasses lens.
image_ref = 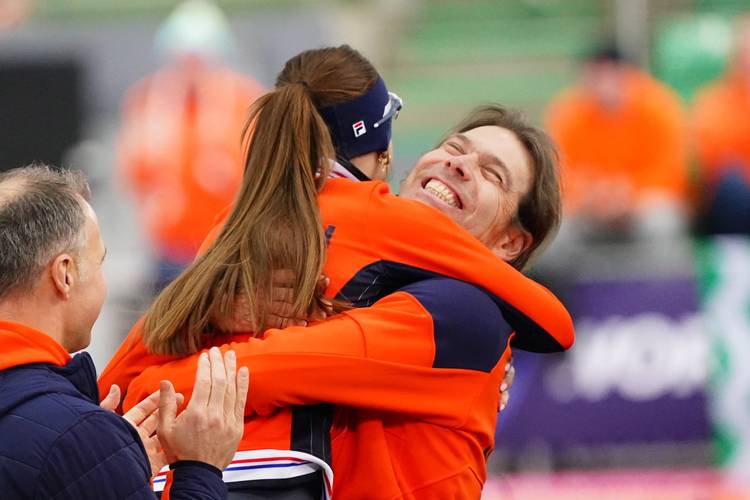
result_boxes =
[374,92,403,128]
[389,92,403,120]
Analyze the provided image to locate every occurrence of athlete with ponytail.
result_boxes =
[101,46,573,499]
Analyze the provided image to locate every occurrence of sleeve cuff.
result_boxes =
[170,460,223,478]
[165,460,227,499]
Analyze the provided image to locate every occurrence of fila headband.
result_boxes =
[319,77,401,160]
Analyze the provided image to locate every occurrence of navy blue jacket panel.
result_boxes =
[0,352,226,499]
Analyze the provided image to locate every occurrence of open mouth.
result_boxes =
[422,178,463,209]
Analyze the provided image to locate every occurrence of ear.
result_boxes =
[50,253,76,300]
[493,226,532,262]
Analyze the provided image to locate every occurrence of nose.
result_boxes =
[445,157,471,180]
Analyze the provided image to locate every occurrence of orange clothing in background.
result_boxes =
[118,63,264,262]
[692,73,750,184]
[546,68,688,214]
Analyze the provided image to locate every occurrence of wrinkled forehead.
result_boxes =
[462,126,533,183]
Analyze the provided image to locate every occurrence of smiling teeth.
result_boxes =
[424,179,458,208]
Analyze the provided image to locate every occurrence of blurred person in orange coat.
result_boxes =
[692,15,750,234]
[118,0,264,290]
[545,44,689,241]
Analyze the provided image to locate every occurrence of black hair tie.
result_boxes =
[296,80,310,89]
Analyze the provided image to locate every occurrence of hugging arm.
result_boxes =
[125,280,511,428]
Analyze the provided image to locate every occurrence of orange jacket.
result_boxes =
[118,63,264,261]
[692,73,750,184]
[100,179,574,498]
[546,68,688,214]
[201,180,571,353]
[128,280,512,498]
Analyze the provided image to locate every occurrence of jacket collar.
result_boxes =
[330,159,369,182]
[0,320,70,371]
[50,351,100,403]
[0,320,100,403]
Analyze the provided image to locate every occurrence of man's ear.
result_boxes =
[50,253,76,300]
[493,226,532,262]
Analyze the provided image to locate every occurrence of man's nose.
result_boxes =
[445,156,471,180]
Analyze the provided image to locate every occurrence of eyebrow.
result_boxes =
[100,247,107,264]
[452,133,513,190]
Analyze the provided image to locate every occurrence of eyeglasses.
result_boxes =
[373,92,403,129]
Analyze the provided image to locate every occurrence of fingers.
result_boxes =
[505,364,515,389]
[500,389,509,411]
[315,274,331,295]
[314,275,332,321]
[149,448,168,477]
[123,389,160,427]
[141,431,168,477]
[309,299,331,322]
[235,366,249,421]
[223,351,237,418]
[231,294,257,332]
[139,410,159,438]
[157,380,177,432]
[265,271,331,330]
[499,358,514,412]
[271,269,295,288]
[222,308,257,333]
[320,296,333,312]
[210,292,256,333]
[207,347,227,410]
[268,299,294,321]
[100,384,121,412]
[188,352,211,409]
[270,286,294,304]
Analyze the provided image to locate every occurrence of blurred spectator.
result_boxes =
[692,15,750,234]
[0,0,31,32]
[118,0,264,291]
[545,45,689,241]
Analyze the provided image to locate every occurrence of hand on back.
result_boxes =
[212,270,332,332]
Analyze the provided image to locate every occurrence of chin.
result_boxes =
[67,332,93,354]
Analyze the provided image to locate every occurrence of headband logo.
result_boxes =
[352,120,366,138]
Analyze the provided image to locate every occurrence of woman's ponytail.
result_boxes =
[143,81,333,355]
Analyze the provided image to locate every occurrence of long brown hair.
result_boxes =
[143,45,378,356]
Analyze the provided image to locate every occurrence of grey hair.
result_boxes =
[0,164,91,300]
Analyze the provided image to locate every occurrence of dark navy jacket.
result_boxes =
[0,350,227,499]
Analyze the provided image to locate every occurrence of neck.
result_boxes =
[350,152,381,180]
[0,291,68,351]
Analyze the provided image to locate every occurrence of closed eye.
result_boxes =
[444,141,464,155]
[482,165,505,186]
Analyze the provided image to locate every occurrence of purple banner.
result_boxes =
[497,277,710,448]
